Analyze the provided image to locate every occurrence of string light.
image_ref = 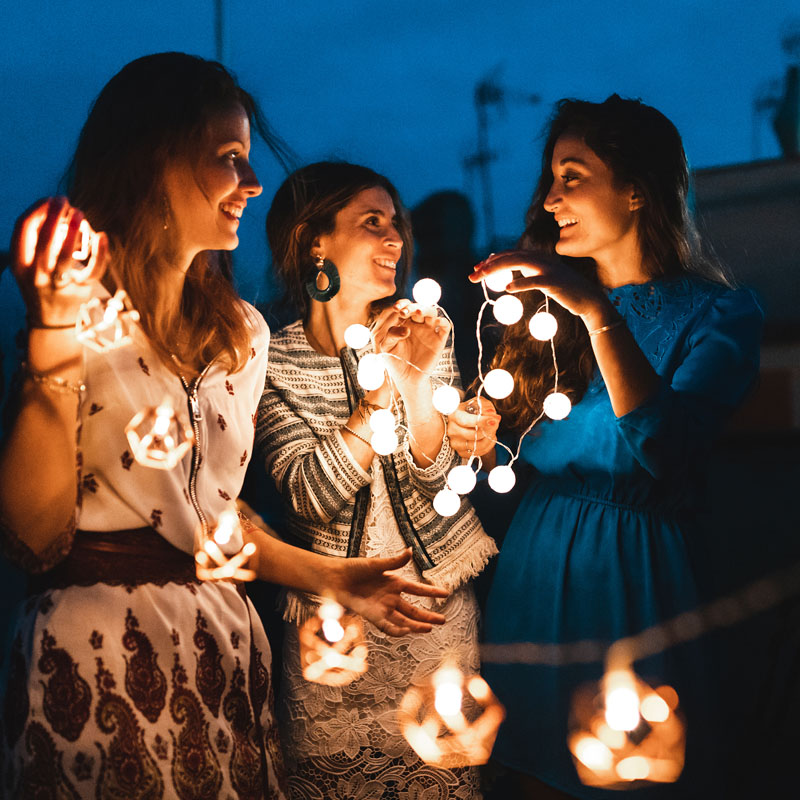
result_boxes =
[446,463,477,495]
[529,311,558,341]
[398,661,506,768]
[76,289,140,353]
[357,353,386,391]
[543,391,572,420]
[412,278,442,308]
[368,408,396,433]
[487,465,516,493]
[433,488,461,517]
[492,294,524,325]
[344,323,372,350]
[298,597,368,686]
[371,429,399,456]
[195,537,257,582]
[484,269,513,293]
[432,384,461,415]
[483,369,514,400]
[124,399,194,469]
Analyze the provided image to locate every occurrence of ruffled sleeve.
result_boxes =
[616,287,763,478]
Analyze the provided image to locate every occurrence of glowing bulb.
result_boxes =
[573,736,614,771]
[213,510,239,545]
[412,278,442,307]
[76,290,140,353]
[605,687,640,731]
[484,269,513,293]
[323,650,343,668]
[321,618,345,643]
[432,384,460,415]
[344,323,372,349]
[529,311,558,340]
[368,408,396,433]
[492,294,523,325]
[640,693,670,723]
[433,488,460,517]
[357,353,385,391]
[488,465,516,493]
[318,599,344,620]
[434,682,463,718]
[371,429,399,455]
[616,756,651,781]
[125,401,193,470]
[447,464,477,495]
[483,369,514,400]
[543,392,571,420]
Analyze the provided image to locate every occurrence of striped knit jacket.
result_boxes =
[254,320,497,618]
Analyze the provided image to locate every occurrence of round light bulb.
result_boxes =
[493,294,524,325]
[543,391,572,420]
[357,353,385,391]
[344,323,371,349]
[605,687,640,731]
[616,756,651,782]
[432,384,460,415]
[368,408,396,433]
[483,369,514,399]
[446,464,477,495]
[213,509,239,545]
[433,488,460,517]
[529,311,558,340]
[412,278,442,307]
[640,693,670,723]
[488,465,516,493]
[574,736,614,771]
[434,682,463,718]
[321,618,345,643]
[318,600,343,621]
[484,269,513,293]
[370,429,399,455]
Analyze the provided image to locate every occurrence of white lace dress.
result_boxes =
[280,459,482,800]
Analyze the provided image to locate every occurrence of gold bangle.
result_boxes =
[22,362,85,395]
[342,424,372,448]
[588,319,625,337]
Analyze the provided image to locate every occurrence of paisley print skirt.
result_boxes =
[1,579,287,799]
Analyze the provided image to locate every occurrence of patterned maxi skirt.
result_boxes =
[1,568,287,798]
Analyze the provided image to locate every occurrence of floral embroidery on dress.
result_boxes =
[218,489,232,501]
[122,609,167,723]
[121,450,134,470]
[150,509,163,529]
[194,610,226,718]
[81,473,99,494]
[89,403,104,415]
[218,413,228,431]
[90,630,104,649]
[240,450,248,467]
[225,380,235,396]
[137,357,150,375]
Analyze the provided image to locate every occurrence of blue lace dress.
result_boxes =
[482,276,762,798]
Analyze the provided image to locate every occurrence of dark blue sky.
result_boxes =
[2,1,793,303]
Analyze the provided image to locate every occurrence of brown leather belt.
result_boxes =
[28,527,198,593]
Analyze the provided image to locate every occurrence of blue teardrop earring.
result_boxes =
[305,255,340,302]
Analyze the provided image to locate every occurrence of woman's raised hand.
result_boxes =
[470,250,606,320]
[446,396,500,459]
[11,197,109,325]
[330,548,449,636]
[372,300,451,390]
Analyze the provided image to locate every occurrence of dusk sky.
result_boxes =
[2,1,795,303]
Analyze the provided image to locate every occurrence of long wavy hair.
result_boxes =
[67,52,291,373]
[491,95,731,431]
[266,161,413,321]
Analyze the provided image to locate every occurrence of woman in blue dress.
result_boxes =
[448,96,762,798]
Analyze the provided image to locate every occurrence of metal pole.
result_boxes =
[214,0,224,63]
[476,102,496,248]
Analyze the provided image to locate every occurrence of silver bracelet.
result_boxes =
[588,318,625,337]
[342,424,372,447]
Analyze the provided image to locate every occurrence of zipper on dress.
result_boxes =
[178,364,212,538]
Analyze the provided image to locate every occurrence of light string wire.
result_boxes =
[480,558,800,670]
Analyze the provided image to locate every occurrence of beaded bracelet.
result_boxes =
[22,362,85,395]
[588,318,625,337]
[342,424,372,448]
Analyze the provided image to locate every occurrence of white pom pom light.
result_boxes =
[529,311,558,341]
[433,384,460,415]
[484,269,513,293]
[543,391,572,420]
[493,294,524,325]
[433,488,460,517]
[368,408,396,433]
[483,369,514,400]
[344,323,371,349]
[357,353,386,391]
[446,465,477,495]
[371,430,400,455]
[488,465,516,493]
[412,278,442,307]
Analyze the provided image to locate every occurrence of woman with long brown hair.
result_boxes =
[450,96,762,798]
[257,161,497,799]
[0,54,447,797]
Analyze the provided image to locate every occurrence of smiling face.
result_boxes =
[163,104,262,266]
[544,134,642,273]
[314,186,403,305]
